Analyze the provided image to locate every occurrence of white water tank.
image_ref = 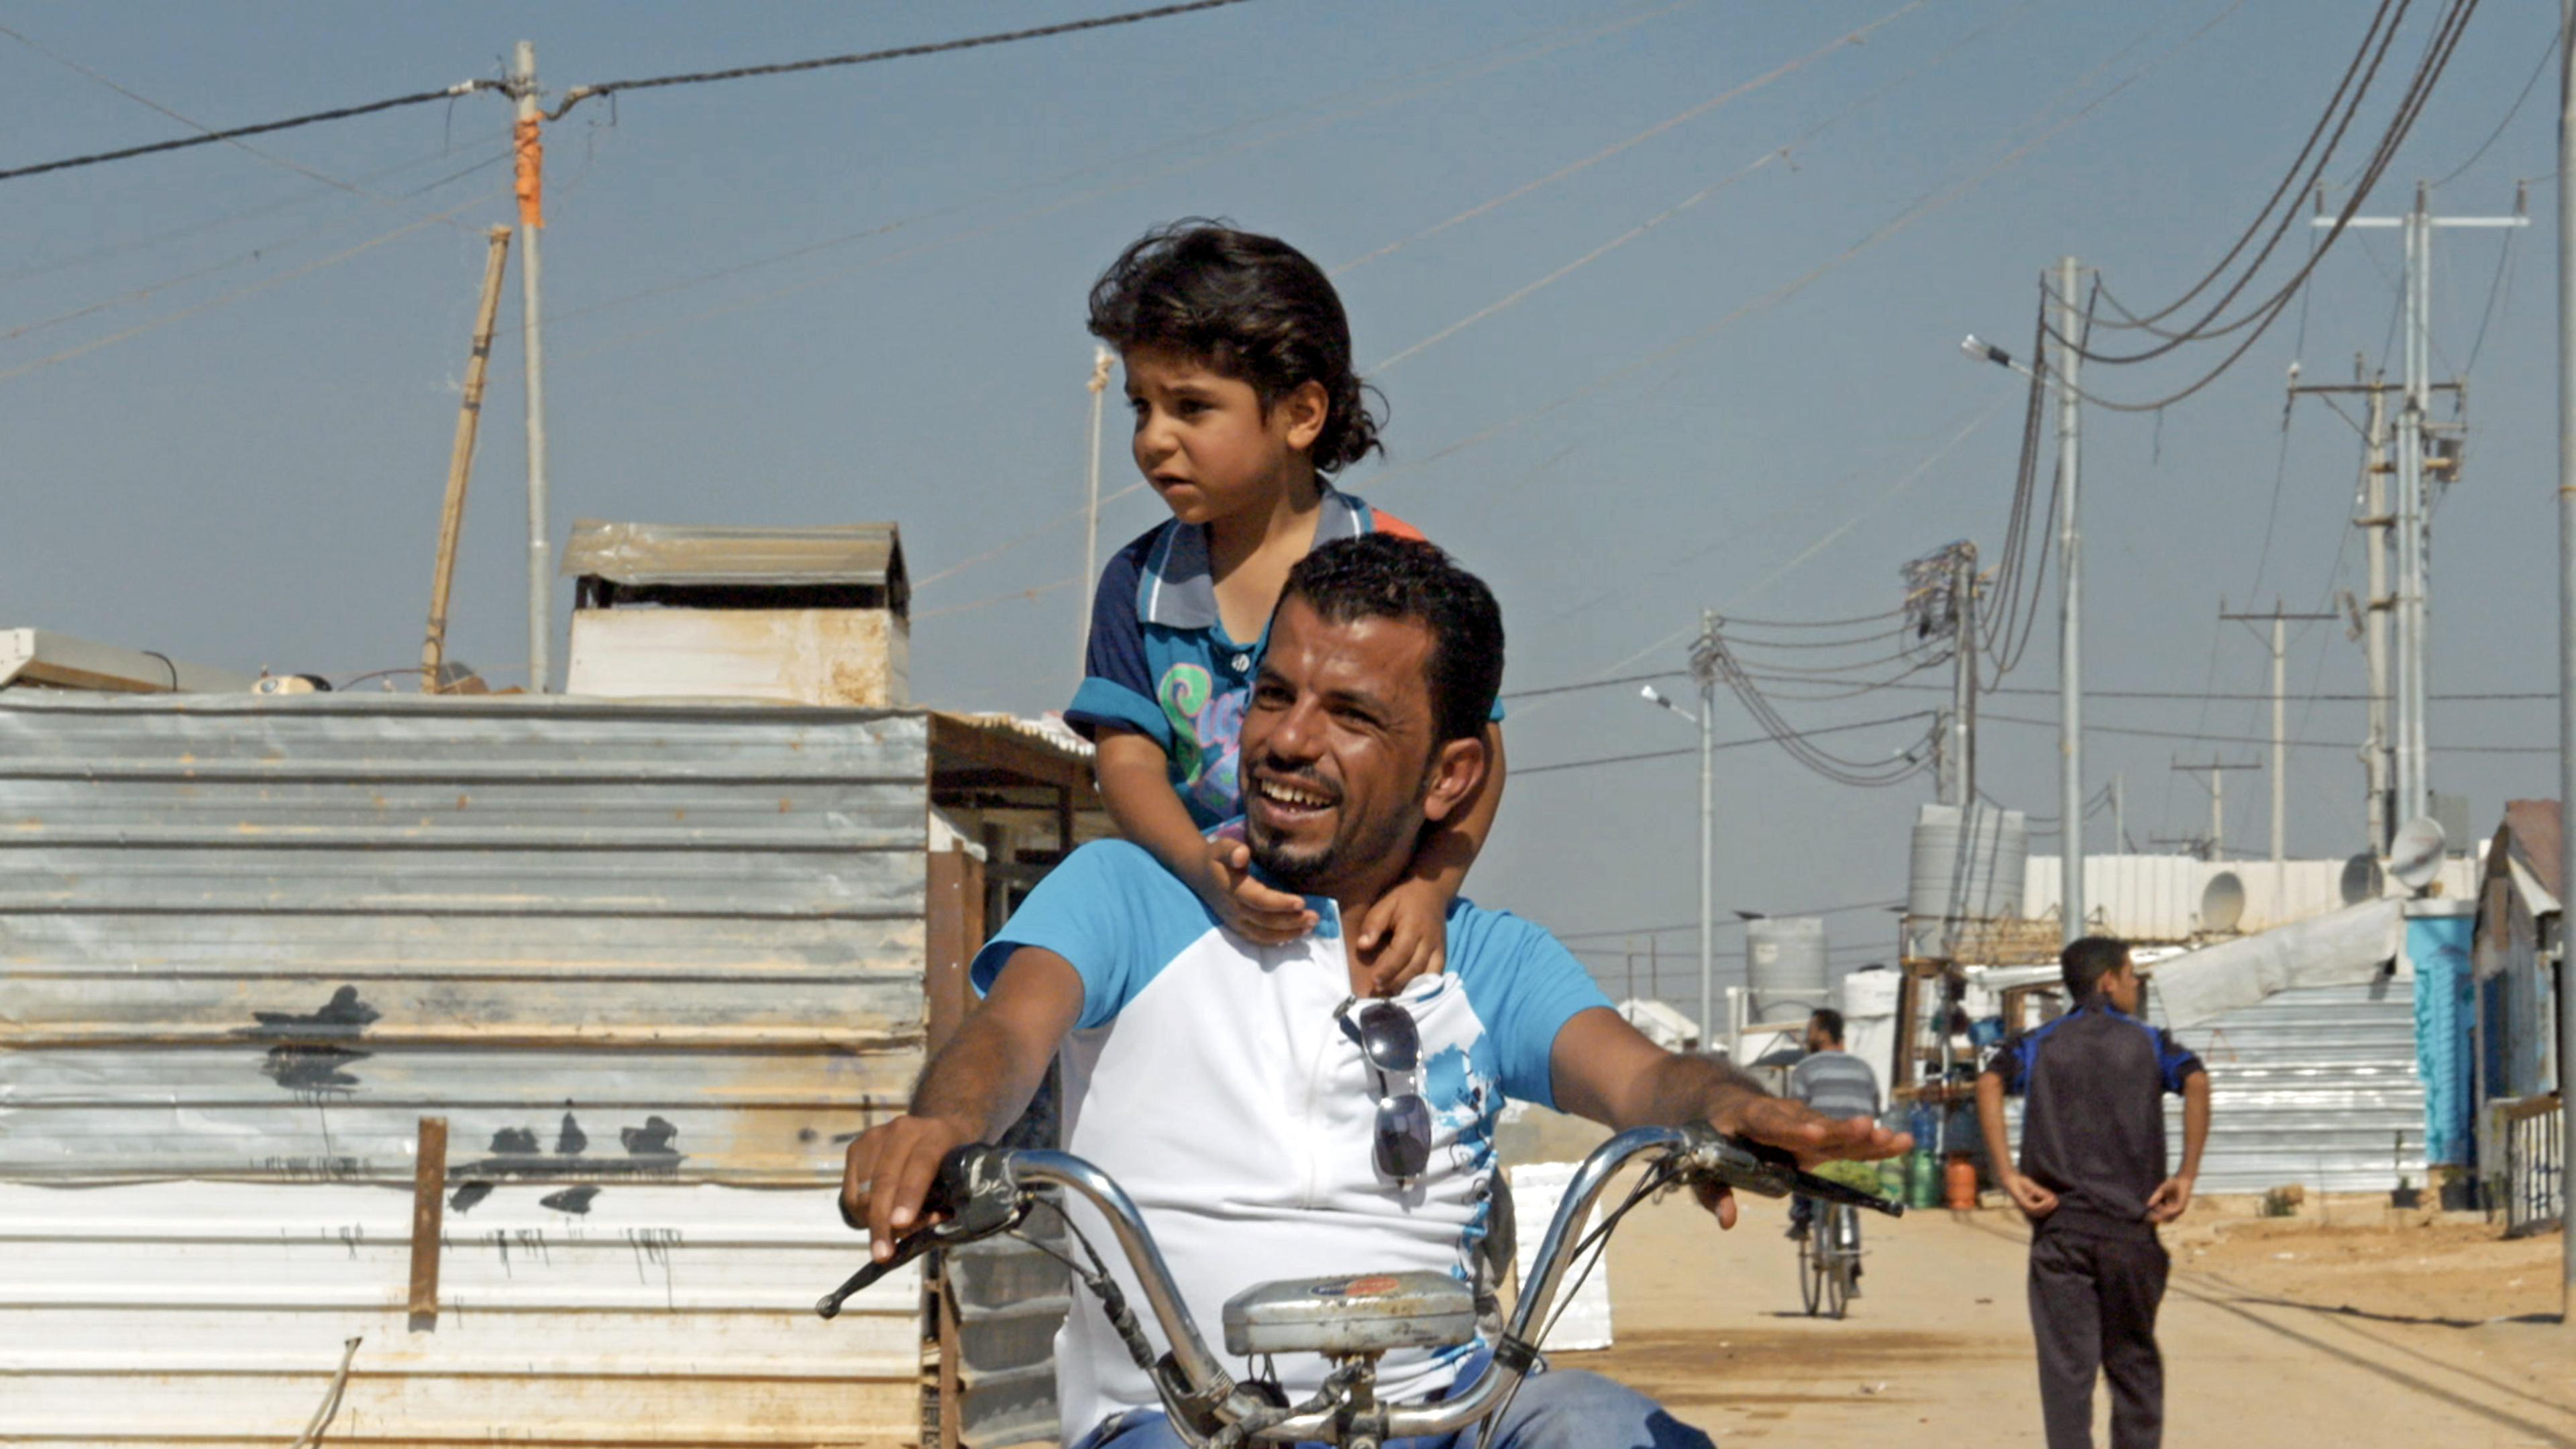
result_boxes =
[1907,802,2030,956]
[1746,916,1829,1022]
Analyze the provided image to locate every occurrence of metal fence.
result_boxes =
[2500,1094,2565,1239]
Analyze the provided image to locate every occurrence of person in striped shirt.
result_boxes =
[1784,1008,1883,1242]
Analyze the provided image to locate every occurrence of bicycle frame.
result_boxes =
[824,1124,1900,1448]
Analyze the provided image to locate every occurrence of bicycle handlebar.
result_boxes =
[826,1125,1902,1444]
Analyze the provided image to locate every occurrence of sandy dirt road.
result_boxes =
[1544,1187,2575,1447]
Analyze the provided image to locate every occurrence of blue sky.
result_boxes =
[0,1,2560,1005]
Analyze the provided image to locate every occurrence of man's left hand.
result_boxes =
[2145,1173,2195,1223]
[1690,1099,1910,1230]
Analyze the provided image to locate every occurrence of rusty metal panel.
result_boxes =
[0,693,934,1444]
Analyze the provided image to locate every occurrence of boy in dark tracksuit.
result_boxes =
[1976,936,2212,1449]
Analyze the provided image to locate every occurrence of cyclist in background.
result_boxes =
[1785,1009,1882,1244]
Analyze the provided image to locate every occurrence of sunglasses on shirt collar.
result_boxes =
[1336,996,1432,1181]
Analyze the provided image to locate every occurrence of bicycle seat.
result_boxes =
[1222,1271,1477,1357]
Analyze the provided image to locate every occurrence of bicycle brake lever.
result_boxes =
[816,1228,937,1319]
[818,1145,1030,1320]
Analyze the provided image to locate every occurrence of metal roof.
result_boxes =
[560,519,906,595]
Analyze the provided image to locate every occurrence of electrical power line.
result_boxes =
[1391,0,2255,481]
[0,2,1249,187]
[1332,1,1927,278]
[1515,711,1936,777]
[2427,9,2557,189]
[0,76,496,183]
[1978,710,2549,755]
[1551,898,1904,942]
[2048,0,2487,413]
[545,1,1253,119]
[0,188,503,386]
[549,0,1693,345]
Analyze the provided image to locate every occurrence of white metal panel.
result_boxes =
[0,1183,918,1447]
[2025,853,2478,941]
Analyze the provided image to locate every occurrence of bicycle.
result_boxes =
[819,1124,1900,1449]
[1796,1197,1861,1320]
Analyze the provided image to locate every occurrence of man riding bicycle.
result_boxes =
[843,536,1907,1449]
[1784,1008,1883,1248]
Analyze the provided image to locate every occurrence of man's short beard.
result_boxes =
[1247,828,1336,896]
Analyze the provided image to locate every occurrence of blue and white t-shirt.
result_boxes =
[969,841,1611,1441]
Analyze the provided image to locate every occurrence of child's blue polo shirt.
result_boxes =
[1067,488,1423,828]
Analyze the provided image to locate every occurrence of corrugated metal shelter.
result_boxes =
[0,692,1090,1447]
[2155,979,2424,1195]
[2473,800,2564,1102]
[2470,800,2564,1199]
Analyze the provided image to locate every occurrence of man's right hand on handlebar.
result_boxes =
[836,947,1087,1259]
[841,1112,981,1262]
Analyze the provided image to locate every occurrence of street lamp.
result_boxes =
[1959,259,2087,947]
[1640,653,1717,1054]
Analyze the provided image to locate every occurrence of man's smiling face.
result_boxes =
[1238,596,1450,901]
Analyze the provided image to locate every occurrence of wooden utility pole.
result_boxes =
[422,227,514,694]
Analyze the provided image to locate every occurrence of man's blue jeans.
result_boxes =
[1067,1364,1715,1449]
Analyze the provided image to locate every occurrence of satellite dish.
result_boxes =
[2339,852,2385,905]
[2388,816,2448,892]
[2200,871,2246,934]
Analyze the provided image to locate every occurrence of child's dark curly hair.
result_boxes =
[1086,220,1385,474]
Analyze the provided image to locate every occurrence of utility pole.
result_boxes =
[1950,548,1978,811]
[1642,623,1719,1051]
[2361,374,2393,851]
[2054,256,2086,945]
[2171,759,2259,861]
[2291,363,2455,852]
[1692,612,1719,1053]
[2111,772,2127,854]
[1078,345,1115,676]
[2551,0,2574,1322]
[423,227,515,695]
[511,41,553,692]
[2220,601,2335,869]
[2318,189,2524,828]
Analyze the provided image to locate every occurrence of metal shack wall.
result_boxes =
[0,694,931,1447]
[2158,979,2425,1195]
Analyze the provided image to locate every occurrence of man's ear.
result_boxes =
[1418,732,1487,826]
[1274,379,1330,454]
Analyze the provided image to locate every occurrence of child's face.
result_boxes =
[1122,344,1326,527]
